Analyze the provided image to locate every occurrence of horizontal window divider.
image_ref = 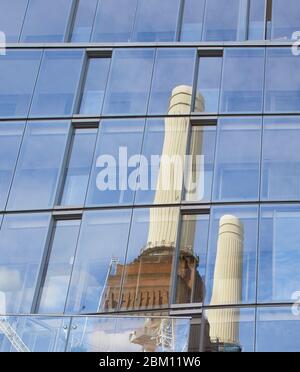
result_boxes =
[86,48,113,58]
[198,48,223,57]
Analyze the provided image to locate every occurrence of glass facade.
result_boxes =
[0,0,300,353]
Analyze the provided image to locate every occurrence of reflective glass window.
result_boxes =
[220,48,265,113]
[92,0,137,42]
[262,117,300,201]
[180,0,205,41]
[256,307,300,352]
[0,0,28,42]
[132,0,180,42]
[60,128,98,207]
[202,308,255,352]
[248,0,266,40]
[0,213,50,314]
[213,117,262,202]
[148,49,196,115]
[71,0,98,42]
[120,207,180,311]
[102,49,155,116]
[65,210,132,313]
[271,0,300,40]
[86,119,145,206]
[175,214,209,305]
[38,220,81,314]
[20,0,74,42]
[7,121,70,211]
[79,58,111,116]
[205,206,259,305]
[0,122,25,211]
[0,50,42,118]
[30,50,84,117]
[258,205,300,303]
[265,48,300,113]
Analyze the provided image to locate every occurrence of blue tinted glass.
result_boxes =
[61,128,97,206]
[0,0,28,42]
[213,117,262,202]
[248,0,266,40]
[220,48,265,113]
[71,0,98,42]
[92,0,137,42]
[79,58,111,115]
[271,0,300,40]
[265,48,300,113]
[102,49,155,116]
[262,117,300,201]
[20,0,74,42]
[86,119,145,206]
[258,205,300,303]
[7,121,70,211]
[205,206,258,305]
[0,213,50,314]
[0,122,25,211]
[0,50,42,118]
[132,0,180,42]
[180,0,205,41]
[148,48,196,115]
[65,210,131,313]
[30,50,84,117]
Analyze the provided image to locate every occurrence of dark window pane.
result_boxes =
[271,0,300,40]
[7,121,70,211]
[0,50,42,118]
[30,50,84,117]
[71,0,98,42]
[148,48,196,115]
[86,119,145,206]
[220,48,265,113]
[180,0,205,41]
[20,0,74,42]
[92,0,137,42]
[0,122,25,210]
[213,117,262,202]
[61,128,97,206]
[0,213,50,314]
[65,210,132,313]
[0,0,28,42]
[103,49,155,116]
[132,0,180,42]
[79,58,111,115]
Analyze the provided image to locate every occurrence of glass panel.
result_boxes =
[71,0,98,42]
[20,0,74,42]
[61,128,97,207]
[120,207,180,311]
[79,58,111,116]
[202,308,255,352]
[175,214,209,305]
[86,119,145,206]
[148,48,196,115]
[213,117,262,202]
[262,117,300,201]
[30,50,84,117]
[271,0,300,40]
[132,0,180,42]
[7,121,70,211]
[184,125,216,203]
[258,205,300,303]
[265,48,300,113]
[0,213,50,314]
[205,206,258,305]
[180,0,205,41]
[102,49,155,116]
[195,56,222,113]
[38,220,81,314]
[248,0,266,40]
[220,48,265,113]
[65,210,131,313]
[92,0,137,42]
[0,0,28,42]
[0,122,25,211]
[256,307,300,352]
[0,50,42,118]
